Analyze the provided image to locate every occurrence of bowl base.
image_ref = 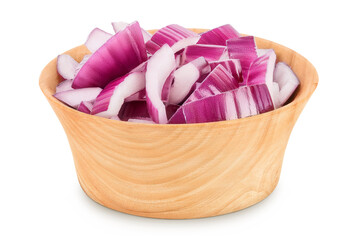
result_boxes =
[77,174,280,219]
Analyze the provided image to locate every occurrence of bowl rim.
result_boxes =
[39,29,318,128]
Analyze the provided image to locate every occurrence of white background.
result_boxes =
[1,0,359,239]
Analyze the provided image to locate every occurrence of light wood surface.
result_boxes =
[39,29,318,219]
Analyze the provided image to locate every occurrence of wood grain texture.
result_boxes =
[39,29,318,219]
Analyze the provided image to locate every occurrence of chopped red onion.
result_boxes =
[125,89,146,102]
[161,71,175,102]
[227,36,258,82]
[168,57,210,104]
[57,54,79,80]
[85,28,113,53]
[112,21,152,42]
[175,53,182,68]
[169,87,259,124]
[197,24,241,46]
[247,50,278,107]
[249,84,275,113]
[209,59,242,84]
[146,24,199,54]
[56,79,73,93]
[145,44,176,124]
[184,65,239,104]
[166,104,180,119]
[182,44,226,63]
[74,54,91,77]
[119,101,149,121]
[91,72,146,118]
[257,48,272,57]
[111,21,129,32]
[73,21,147,89]
[273,62,300,107]
[53,88,102,108]
[77,101,93,114]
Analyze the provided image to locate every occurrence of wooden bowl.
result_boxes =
[39,29,318,219]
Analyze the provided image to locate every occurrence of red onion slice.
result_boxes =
[125,89,146,102]
[257,48,272,57]
[55,79,73,93]
[146,24,199,54]
[73,21,147,89]
[119,101,149,121]
[111,21,128,32]
[209,59,242,84]
[197,24,241,46]
[91,72,146,118]
[247,50,278,107]
[85,28,113,53]
[77,101,93,114]
[168,57,210,104]
[182,44,226,63]
[273,62,300,107]
[53,88,102,108]
[169,87,259,124]
[145,44,176,124]
[184,65,239,104]
[57,54,79,80]
[227,36,258,82]
[249,84,275,114]
[112,21,152,42]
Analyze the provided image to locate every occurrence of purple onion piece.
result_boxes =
[175,53,182,68]
[73,21,147,89]
[56,54,79,80]
[249,84,275,113]
[111,21,128,32]
[209,59,242,84]
[130,61,148,73]
[120,100,180,121]
[227,36,258,82]
[182,44,226,64]
[169,87,260,124]
[166,104,180,119]
[85,28,113,53]
[161,71,175,102]
[73,54,91,77]
[91,72,146,118]
[257,48,273,57]
[53,88,102,108]
[171,36,199,53]
[184,65,239,104]
[77,101,93,114]
[119,101,149,121]
[125,89,146,102]
[273,62,300,107]
[145,44,176,124]
[197,24,241,46]
[111,21,152,43]
[247,50,278,107]
[168,57,210,104]
[56,79,73,93]
[146,24,199,54]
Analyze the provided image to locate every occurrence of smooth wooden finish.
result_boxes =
[39,29,318,219]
